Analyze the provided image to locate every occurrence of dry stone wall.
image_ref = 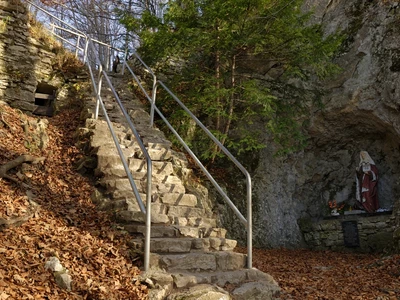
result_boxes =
[0,0,87,113]
[300,213,395,252]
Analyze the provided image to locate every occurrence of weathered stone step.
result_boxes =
[123,224,227,238]
[116,210,170,224]
[129,159,174,176]
[114,192,198,206]
[90,125,128,147]
[92,196,141,212]
[136,147,172,161]
[170,268,275,289]
[95,146,137,177]
[151,251,246,272]
[103,177,186,194]
[150,203,207,218]
[143,137,172,150]
[129,237,237,253]
[171,216,217,228]
[166,284,230,300]
[115,203,210,223]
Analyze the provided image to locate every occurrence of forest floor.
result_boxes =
[0,103,399,300]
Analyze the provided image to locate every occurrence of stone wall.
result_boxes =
[299,213,395,252]
[0,0,87,113]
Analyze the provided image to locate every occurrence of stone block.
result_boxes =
[215,252,246,271]
[137,147,172,161]
[151,238,193,253]
[232,281,280,300]
[211,270,247,286]
[159,193,197,207]
[167,206,206,218]
[171,273,203,288]
[320,221,337,231]
[187,217,217,227]
[167,284,231,300]
[178,227,201,238]
[160,253,217,271]
[115,210,169,224]
[129,158,174,176]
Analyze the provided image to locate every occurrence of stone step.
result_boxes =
[150,203,207,218]
[171,216,217,228]
[102,177,186,194]
[156,237,236,252]
[154,193,197,207]
[92,197,141,212]
[129,237,237,253]
[151,251,246,272]
[110,192,197,206]
[90,125,127,148]
[123,224,227,238]
[136,147,172,161]
[165,284,230,300]
[169,268,275,289]
[95,146,137,177]
[115,203,210,223]
[116,210,170,224]
[129,159,174,176]
[143,137,172,150]
[128,109,151,125]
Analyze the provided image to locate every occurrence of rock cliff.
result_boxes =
[225,0,400,248]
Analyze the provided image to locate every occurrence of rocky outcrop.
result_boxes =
[223,0,400,249]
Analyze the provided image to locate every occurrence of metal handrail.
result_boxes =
[25,0,253,269]
[123,59,253,268]
[86,38,152,271]
[24,0,153,271]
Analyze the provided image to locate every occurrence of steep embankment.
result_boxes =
[0,103,148,299]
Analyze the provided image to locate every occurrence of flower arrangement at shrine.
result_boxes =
[328,200,345,216]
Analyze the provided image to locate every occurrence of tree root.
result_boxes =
[0,112,11,130]
[0,154,45,184]
[0,200,40,231]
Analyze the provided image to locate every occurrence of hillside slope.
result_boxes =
[0,102,148,299]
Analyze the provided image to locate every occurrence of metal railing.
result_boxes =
[25,0,253,269]
[122,54,253,268]
[25,0,153,271]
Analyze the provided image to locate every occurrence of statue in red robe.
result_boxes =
[356,151,379,213]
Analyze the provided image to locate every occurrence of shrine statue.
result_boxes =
[355,151,379,213]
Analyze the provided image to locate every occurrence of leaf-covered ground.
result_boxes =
[0,103,148,299]
[0,103,399,300]
[237,246,400,299]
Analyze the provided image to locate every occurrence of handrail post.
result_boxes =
[75,36,80,57]
[83,38,89,63]
[247,177,252,269]
[150,75,157,127]
[121,49,128,75]
[144,165,152,271]
[95,65,103,119]
[106,46,110,72]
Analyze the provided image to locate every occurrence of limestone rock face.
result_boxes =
[224,0,400,248]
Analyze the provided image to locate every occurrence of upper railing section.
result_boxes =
[25,0,253,269]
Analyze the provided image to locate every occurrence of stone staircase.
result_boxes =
[80,74,280,299]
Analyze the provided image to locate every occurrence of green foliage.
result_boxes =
[121,0,343,160]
